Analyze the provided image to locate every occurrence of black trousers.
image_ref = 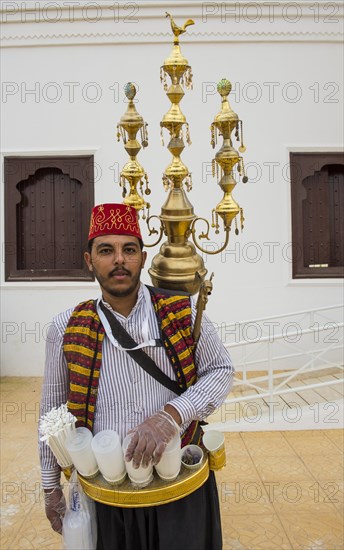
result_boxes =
[96,472,222,550]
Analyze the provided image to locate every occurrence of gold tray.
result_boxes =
[78,455,209,508]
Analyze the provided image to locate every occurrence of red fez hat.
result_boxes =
[88,203,142,242]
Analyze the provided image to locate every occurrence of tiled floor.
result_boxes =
[1,377,343,549]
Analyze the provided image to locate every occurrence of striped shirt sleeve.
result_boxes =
[166,307,234,425]
[39,311,72,489]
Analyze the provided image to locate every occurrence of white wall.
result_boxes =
[1,1,343,375]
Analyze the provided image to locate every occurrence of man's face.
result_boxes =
[84,235,147,299]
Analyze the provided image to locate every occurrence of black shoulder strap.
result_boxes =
[98,301,183,396]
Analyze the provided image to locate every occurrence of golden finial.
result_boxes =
[217,78,232,98]
[124,82,137,101]
[165,12,195,44]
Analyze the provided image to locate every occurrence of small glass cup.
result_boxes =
[122,434,154,487]
[65,427,99,478]
[91,430,126,485]
[155,434,181,481]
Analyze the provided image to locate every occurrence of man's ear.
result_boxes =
[141,251,147,268]
[84,251,93,271]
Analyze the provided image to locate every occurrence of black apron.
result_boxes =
[96,472,222,550]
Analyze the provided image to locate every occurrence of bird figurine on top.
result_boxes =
[165,12,195,44]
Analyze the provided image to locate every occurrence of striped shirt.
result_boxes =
[39,283,234,488]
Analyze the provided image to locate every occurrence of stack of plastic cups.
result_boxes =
[91,430,126,485]
[155,434,181,481]
[65,427,99,478]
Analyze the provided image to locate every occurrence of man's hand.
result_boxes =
[44,487,66,534]
[125,409,180,468]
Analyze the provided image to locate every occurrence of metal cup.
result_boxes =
[202,430,226,470]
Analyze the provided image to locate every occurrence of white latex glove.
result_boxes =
[125,409,180,468]
[44,487,66,534]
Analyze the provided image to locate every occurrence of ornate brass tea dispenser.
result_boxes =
[116,13,248,300]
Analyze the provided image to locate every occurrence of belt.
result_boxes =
[72,455,209,508]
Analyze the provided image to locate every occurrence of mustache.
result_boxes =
[109,267,131,277]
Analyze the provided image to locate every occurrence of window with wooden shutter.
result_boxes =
[5,156,94,281]
[290,152,344,278]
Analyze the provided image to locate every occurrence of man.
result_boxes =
[39,203,234,550]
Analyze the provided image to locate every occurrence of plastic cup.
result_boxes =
[155,434,181,481]
[202,430,226,470]
[65,427,99,478]
[91,430,126,485]
[122,434,154,487]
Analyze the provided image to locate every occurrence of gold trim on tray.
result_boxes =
[78,455,209,507]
